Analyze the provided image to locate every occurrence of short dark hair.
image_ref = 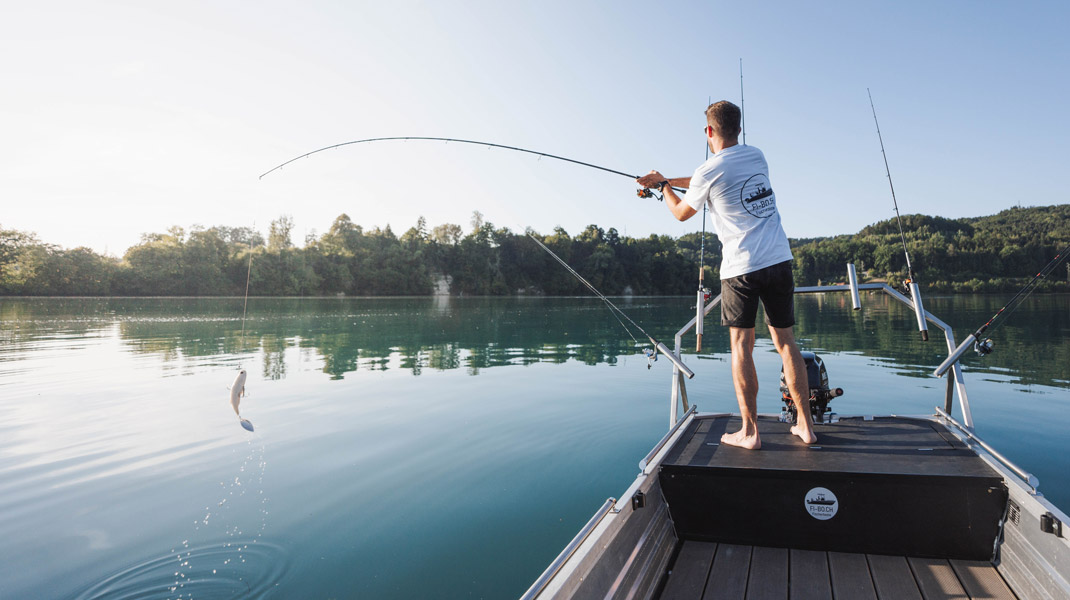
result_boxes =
[705,101,741,140]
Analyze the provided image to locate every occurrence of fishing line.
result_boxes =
[868,89,929,341]
[233,227,256,432]
[239,238,253,355]
[935,242,1070,376]
[258,136,686,198]
[526,233,694,378]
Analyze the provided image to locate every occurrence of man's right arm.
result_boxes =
[636,172,690,190]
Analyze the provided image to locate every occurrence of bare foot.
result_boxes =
[790,424,817,444]
[721,429,761,450]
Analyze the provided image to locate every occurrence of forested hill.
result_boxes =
[1,205,1067,296]
[791,204,1070,291]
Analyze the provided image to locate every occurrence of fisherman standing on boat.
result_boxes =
[638,101,817,449]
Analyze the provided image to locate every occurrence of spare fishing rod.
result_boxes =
[935,241,1070,377]
[868,89,929,341]
[696,61,747,352]
[526,233,695,379]
[739,58,746,146]
[259,135,686,198]
[695,95,712,353]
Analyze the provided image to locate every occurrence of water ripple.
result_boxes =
[72,539,291,600]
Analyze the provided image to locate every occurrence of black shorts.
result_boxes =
[720,260,796,329]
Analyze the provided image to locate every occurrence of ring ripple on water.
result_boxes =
[72,539,291,600]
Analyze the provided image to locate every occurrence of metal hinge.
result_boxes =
[1041,512,1063,537]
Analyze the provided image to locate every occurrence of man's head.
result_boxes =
[705,101,742,142]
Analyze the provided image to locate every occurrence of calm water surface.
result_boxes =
[1,294,1068,599]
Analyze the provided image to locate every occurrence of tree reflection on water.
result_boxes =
[1,294,1067,389]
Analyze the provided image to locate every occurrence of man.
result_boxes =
[637,100,816,449]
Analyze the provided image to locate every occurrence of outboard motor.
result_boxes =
[780,351,844,424]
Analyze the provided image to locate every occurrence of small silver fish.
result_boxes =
[229,370,254,432]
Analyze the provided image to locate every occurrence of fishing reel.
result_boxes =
[637,187,665,202]
[644,347,657,369]
[779,352,845,424]
[974,338,994,356]
[692,287,712,310]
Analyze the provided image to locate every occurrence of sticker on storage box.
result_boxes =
[805,487,838,520]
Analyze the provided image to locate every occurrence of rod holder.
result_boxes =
[695,288,704,352]
[934,333,977,377]
[909,282,929,341]
[657,342,695,379]
[847,263,861,310]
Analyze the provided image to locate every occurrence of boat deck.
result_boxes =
[658,541,1017,599]
[663,415,995,477]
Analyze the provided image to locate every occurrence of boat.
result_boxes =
[521,269,1070,599]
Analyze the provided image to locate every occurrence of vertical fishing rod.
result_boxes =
[526,233,695,379]
[740,58,746,146]
[868,88,929,341]
[696,96,711,352]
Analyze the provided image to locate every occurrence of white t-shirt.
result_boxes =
[683,144,793,279]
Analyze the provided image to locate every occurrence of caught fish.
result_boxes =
[229,369,254,432]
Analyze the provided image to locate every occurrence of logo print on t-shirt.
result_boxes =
[741,173,776,218]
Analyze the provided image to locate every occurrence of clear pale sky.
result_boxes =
[2,1,1067,255]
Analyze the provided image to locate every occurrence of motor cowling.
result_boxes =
[780,351,844,424]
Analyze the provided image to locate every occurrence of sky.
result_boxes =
[2,1,1068,255]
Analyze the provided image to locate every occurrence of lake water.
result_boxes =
[1,293,1067,599]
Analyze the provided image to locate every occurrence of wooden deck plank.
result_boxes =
[703,543,751,600]
[867,554,922,600]
[789,549,832,600]
[949,559,1017,600]
[657,545,1013,600]
[745,546,787,600]
[828,551,878,599]
[908,557,968,599]
[661,542,717,600]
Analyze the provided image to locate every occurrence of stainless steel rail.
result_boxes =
[519,497,617,600]
[667,272,975,429]
[936,407,1040,493]
[640,405,696,472]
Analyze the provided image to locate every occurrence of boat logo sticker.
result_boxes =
[804,487,838,520]
[740,173,776,218]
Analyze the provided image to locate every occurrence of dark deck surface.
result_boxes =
[664,415,995,477]
[658,541,1017,600]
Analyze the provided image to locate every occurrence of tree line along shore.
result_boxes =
[1,205,1067,297]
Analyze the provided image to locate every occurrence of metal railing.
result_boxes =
[519,497,617,600]
[935,407,1039,492]
[666,269,974,429]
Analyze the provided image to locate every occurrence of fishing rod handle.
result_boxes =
[655,342,695,379]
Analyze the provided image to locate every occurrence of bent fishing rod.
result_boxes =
[868,89,929,341]
[259,136,686,198]
[526,233,695,379]
[935,241,1070,377]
